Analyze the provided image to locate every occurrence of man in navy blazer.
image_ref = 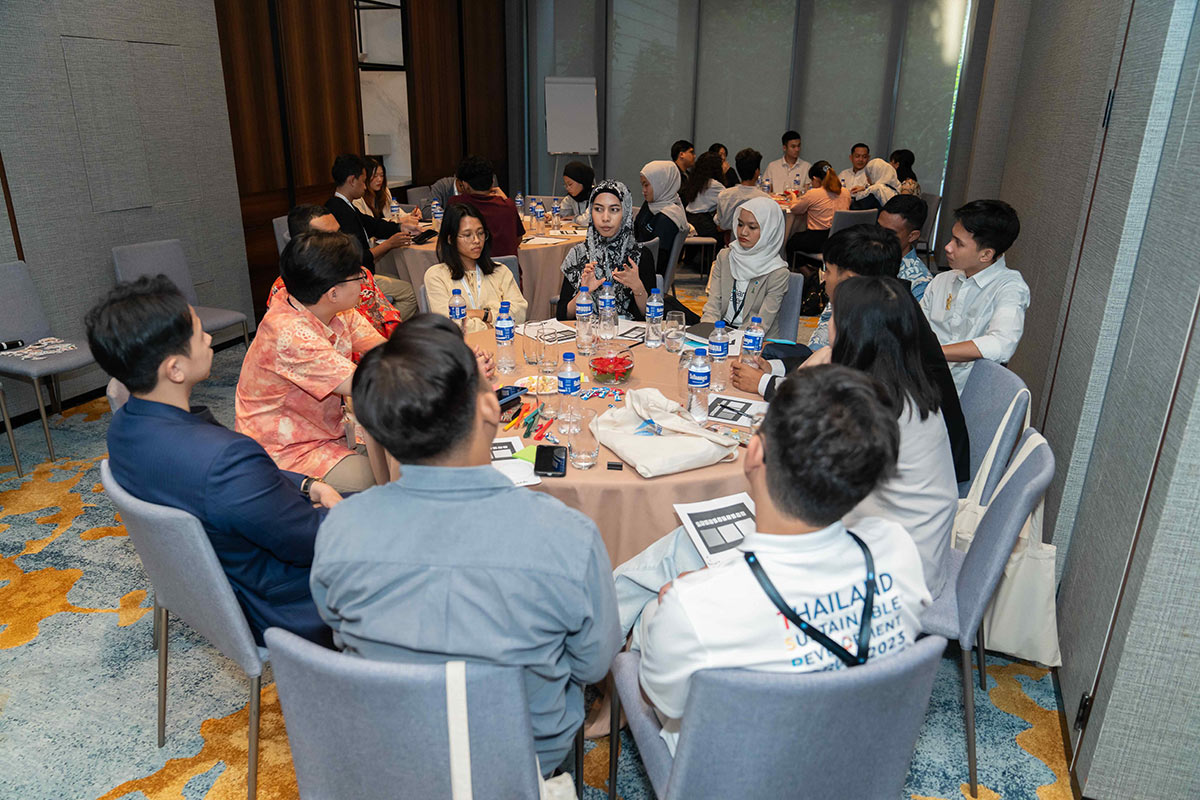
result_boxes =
[87,276,342,646]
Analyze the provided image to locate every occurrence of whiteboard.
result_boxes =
[545,77,599,155]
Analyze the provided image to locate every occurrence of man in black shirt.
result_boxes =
[325,153,419,273]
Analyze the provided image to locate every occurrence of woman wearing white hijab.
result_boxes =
[851,158,902,210]
[700,195,792,338]
[635,160,689,275]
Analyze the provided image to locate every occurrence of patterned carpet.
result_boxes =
[0,336,1073,799]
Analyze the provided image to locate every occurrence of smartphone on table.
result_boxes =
[533,445,567,477]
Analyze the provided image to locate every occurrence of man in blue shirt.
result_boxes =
[310,314,621,775]
[878,194,933,301]
[87,276,342,646]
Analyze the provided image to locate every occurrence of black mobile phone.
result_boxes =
[412,229,437,245]
[496,385,527,409]
[533,445,567,477]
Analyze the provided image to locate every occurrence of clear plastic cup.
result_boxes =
[569,409,599,469]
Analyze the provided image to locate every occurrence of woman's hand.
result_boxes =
[611,257,644,296]
[474,345,496,380]
[581,262,603,292]
[799,347,833,368]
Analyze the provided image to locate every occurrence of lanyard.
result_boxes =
[743,531,876,667]
[459,266,483,308]
[726,281,749,326]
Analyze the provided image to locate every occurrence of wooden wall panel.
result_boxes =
[407,0,464,185]
[461,0,509,187]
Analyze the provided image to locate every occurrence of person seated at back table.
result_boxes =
[556,180,657,322]
[354,156,421,225]
[715,148,768,234]
[626,365,931,754]
[449,155,525,257]
[88,276,341,647]
[920,199,1029,394]
[784,160,852,265]
[270,204,407,339]
[708,142,740,188]
[890,148,923,197]
[310,314,621,776]
[850,158,902,211]
[560,160,595,226]
[680,151,725,240]
[700,196,791,338]
[731,224,971,483]
[877,194,933,301]
[672,139,696,179]
[635,160,690,276]
[236,231,386,494]
[763,129,811,194]
[325,153,419,273]
[839,142,871,199]
[425,202,527,333]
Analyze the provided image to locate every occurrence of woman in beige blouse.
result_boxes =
[425,202,527,333]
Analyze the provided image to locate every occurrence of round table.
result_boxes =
[376,230,585,322]
[467,325,755,568]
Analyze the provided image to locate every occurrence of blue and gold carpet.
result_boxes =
[0,346,1072,799]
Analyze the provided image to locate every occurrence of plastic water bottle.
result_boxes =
[495,301,515,374]
[708,321,730,391]
[597,281,617,340]
[552,197,562,228]
[687,348,711,421]
[740,316,765,364]
[575,286,595,355]
[432,204,444,232]
[535,203,547,234]
[557,353,582,434]
[448,288,467,331]
[515,192,524,217]
[390,198,401,220]
[645,288,665,348]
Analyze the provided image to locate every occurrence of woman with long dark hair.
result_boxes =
[817,274,957,595]
[680,151,725,239]
[708,142,739,187]
[785,160,852,264]
[424,202,526,332]
[889,149,922,197]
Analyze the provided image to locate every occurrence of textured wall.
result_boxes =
[0,0,250,417]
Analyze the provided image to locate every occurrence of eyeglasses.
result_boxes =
[336,269,368,286]
[456,231,489,242]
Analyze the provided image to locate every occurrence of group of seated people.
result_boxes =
[82,140,1031,781]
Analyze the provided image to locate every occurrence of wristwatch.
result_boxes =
[482,308,492,324]
[299,476,319,499]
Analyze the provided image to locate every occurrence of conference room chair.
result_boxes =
[494,254,521,289]
[406,185,433,209]
[607,635,947,800]
[657,233,688,297]
[272,216,290,256]
[547,239,658,318]
[919,429,1054,798]
[106,378,130,414]
[958,361,1031,501]
[100,460,267,800]
[112,240,250,348]
[830,208,880,234]
[771,272,807,344]
[267,627,570,800]
[1,382,20,478]
[0,259,98,466]
[916,192,942,265]
[683,235,719,279]
[417,285,429,314]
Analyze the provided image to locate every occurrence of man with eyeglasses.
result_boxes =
[236,230,387,494]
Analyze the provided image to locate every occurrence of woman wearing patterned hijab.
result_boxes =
[556,179,658,321]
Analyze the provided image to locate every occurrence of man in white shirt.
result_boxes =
[762,130,811,194]
[919,199,1029,393]
[715,148,769,232]
[838,142,871,199]
[633,365,932,754]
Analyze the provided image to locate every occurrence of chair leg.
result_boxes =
[961,646,978,797]
[977,623,987,691]
[241,320,250,348]
[151,595,159,651]
[247,674,262,800]
[50,375,63,415]
[575,724,584,799]
[608,675,621,800]
[0,388,21,478]
[156,604,168,747]
[30,378,55,462]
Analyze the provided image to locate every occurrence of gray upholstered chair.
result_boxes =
[656,231,688,297]
[919,429,1054,797]
[958,360,1030,500]
[266,627,549,800]
[494,254,520,289]
[112,240,249,347]
[106,377,130,413]
[417,284,429,314]
[406,185,433,209]
[683,235,719,278]
[0,260,97,465]
[1,381,20,477]
[829,208,880,234]
[272,216,291,255]
[916,192,941,264]
[100,459,267,800]
[772,272,807,344]
[608,635,947,800]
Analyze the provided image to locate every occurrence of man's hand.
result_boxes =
[730,355,770,395]
[308,480,343,509]
[798,347,833,369]
[474,345,496,380]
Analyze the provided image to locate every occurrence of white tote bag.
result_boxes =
[952,395,1061,667]
[445,662,576,800]
[593,388,739,478]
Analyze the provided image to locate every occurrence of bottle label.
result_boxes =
[577,300,593,317]
[742,332,763,353]
[449,305,466,320]
[688,366,711,388]
[599,295,615,311]
[708,340,729,358]
[558,374,581,395]
[496,320,514,342]
[646,302,664,321]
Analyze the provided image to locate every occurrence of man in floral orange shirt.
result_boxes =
[237,231,386,493]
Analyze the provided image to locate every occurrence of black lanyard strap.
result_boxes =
[743,531,876,667]
[725,282,749,326]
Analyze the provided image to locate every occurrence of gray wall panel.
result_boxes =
[128,43,200,206]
